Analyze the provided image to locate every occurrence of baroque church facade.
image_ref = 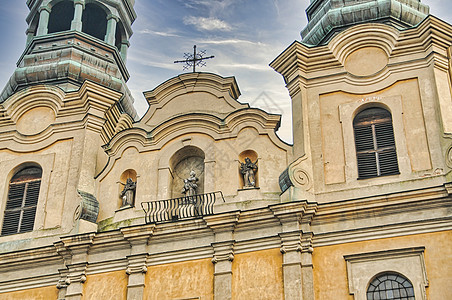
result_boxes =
[0,0,451,299]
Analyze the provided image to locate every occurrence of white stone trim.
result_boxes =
[339,95,409,183]
[344,247,428,300]
[313,217,452,247]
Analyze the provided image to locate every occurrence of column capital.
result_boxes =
[270,201,317,232]
[204,211,240,233]
[121,224,155,254]
[126,253,148,275]
[211,240,235,264]
[107,14,120,22]
[39,5,51,13]
[279,231,302,254]
[73,0,85,9]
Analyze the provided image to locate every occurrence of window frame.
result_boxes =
[353,107,399,179]
[344,247,428,300]
[1,167,42,236]
[366,272,415,300]
[338,96,410,184]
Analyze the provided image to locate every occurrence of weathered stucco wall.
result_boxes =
[0,286,58,300]
[83,271,128,300]
[144,258,214,300]
[232,248,284,300]
[312,230,452,300]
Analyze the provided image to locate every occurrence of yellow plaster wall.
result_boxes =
[83,270,127,300]
[0,286,58,300]
[312,230,452,300]
[144,258,214,300]
[232,248,284,300]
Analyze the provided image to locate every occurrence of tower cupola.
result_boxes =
[1,0,138,118]
[301,0,429,46]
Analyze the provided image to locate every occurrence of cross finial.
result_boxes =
[174,45,215,72]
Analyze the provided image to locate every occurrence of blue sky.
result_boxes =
[0,0,451,143]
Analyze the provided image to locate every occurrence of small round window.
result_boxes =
[367,273,415,300]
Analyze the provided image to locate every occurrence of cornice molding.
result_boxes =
[271,16,452,88]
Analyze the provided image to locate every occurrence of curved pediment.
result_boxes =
[103,108,284,158]
[141,72,247,127]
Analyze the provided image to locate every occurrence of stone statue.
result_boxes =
[182,170,198,196]
[120,178,136,207]
[240,157,258,188]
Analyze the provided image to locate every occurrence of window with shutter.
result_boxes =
[353,108,399,179]
[1,167,42,236]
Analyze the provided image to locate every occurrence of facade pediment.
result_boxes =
[141,72,246,128]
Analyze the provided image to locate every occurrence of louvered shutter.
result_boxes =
[354,108,399,179]
[1,167,41,236]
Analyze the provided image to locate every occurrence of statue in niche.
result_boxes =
[240,157,258,188]
[120,178,136,207]
[182,170,199,196]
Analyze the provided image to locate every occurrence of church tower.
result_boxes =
[271,0,452,203]
[0,0,137,118]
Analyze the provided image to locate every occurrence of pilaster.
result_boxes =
[36,5,51,36]
[58,233,96,300]
[105,15,119,45]
[299,207,316,300]
[121,224,155,300]
[204,159,216,193]
[271,201,317,300]
[120,40,130,63]
[204,212,240,300]
[157,167,172,200]
[71,0,85,31]
[55,242,71,300]
[25,27,35,45]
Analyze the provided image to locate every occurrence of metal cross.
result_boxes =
[174,45,215,72]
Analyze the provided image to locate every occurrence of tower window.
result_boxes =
[353,107,399,179]
[82,3,107,41]
[367,273,415,300]
[48,1,74,34]
[1,167,42,236]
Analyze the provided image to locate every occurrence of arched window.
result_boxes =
[48,1,74,34]
[367,273,415,300]
[1,167,42,236]
[353,107,399,179]
[82,3,107,41]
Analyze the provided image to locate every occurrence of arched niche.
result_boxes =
[48,0,74,34]
[170,146,205,198]
[238,150,258,189]
[119,169,137,208]
[82,3,107,41]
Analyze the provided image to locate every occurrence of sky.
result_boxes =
[0,0,451,143]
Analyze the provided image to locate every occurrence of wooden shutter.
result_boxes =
[1,167,41,236]
[354,108,399,179]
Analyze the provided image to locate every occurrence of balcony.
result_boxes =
[141,191,225,224]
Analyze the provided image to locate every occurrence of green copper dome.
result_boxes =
[301,0,429,46]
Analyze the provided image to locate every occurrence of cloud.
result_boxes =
[138,29,180,37]
[215,63,271,71]
[183,16,232,31]
[199,39,266,46]
[182,0,236,16]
